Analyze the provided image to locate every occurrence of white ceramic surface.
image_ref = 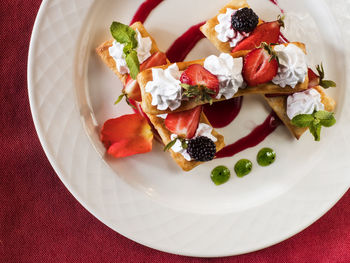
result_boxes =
[28,0,350,257]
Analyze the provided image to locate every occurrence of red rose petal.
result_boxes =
[100,114,153,158]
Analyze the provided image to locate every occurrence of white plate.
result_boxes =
[28,0,350,257]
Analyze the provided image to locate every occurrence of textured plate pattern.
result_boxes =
[28,0,350,257]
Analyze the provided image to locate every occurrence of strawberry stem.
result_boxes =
[277,15,285,28]
[163,137,188,152]
[316,63,336,89]
[259,42,279,64]
[114,92,137,109]
[181,83,216,104]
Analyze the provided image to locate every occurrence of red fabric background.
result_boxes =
[0,0,349,262]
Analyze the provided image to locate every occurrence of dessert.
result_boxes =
[200,0,336,140]
[96,0,337,176]
[138,42,309,115]
[96,21,224,171]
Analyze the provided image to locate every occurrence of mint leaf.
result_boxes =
[123,42,134,55]
[309,123,321,141]
[110,21,140,78]
[314,110,333,120]
[291,114,314,127]
[313,118,320,126]
[292,111,336,141]
[125,50,140,79]
[320,117,336,127]
[314,111,336,127]
[110,22,138,48]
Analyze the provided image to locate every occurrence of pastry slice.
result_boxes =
[265,86,336,139]
[138,42,309,115]
[96,21,169,101]
[146,107,225,171]
[200,0,283,53]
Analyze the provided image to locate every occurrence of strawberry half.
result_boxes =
[180,64,219,97]
[164,106,202,139]
[232,19,283,52]
[100,114,153,158]
[140,51,168,71]
[123,52,168,101]
[308,68,320,88]
[242,44,278,86]
[124,75,141,101]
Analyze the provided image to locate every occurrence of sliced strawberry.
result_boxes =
[100,114,153,158]
[140,51,168,71]
[164,106,202,139]
[308,68,320,88]
[124,75,141,101]
[242,47,278,86]
[232,21,282,52]
[180,64,219,96]
[123,52,168,101]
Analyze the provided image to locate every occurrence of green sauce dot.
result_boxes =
[211,166,231,185]
[234,159,253,178]
[257,148,276,166]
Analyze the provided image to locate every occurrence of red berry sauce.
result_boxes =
[216,112,281,159]
[130,0,164,25]
[203,97,243,128]
[166,22,206,63]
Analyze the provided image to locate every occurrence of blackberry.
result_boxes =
[187,136,216,162]
[231,8,259,33]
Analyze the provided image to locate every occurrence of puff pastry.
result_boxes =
[138,42,308,115]
[147,113,225,171]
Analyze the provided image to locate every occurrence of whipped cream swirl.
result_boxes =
[109,28,152,74]
[215,8,250,48]
[171,123,217,161]
[145,64,182,111]
[108,41,129,74]
[272,44,308,88]
[287,89,324,120]
[204,53,245,99]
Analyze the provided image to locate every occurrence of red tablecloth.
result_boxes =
[1,0,349,262]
